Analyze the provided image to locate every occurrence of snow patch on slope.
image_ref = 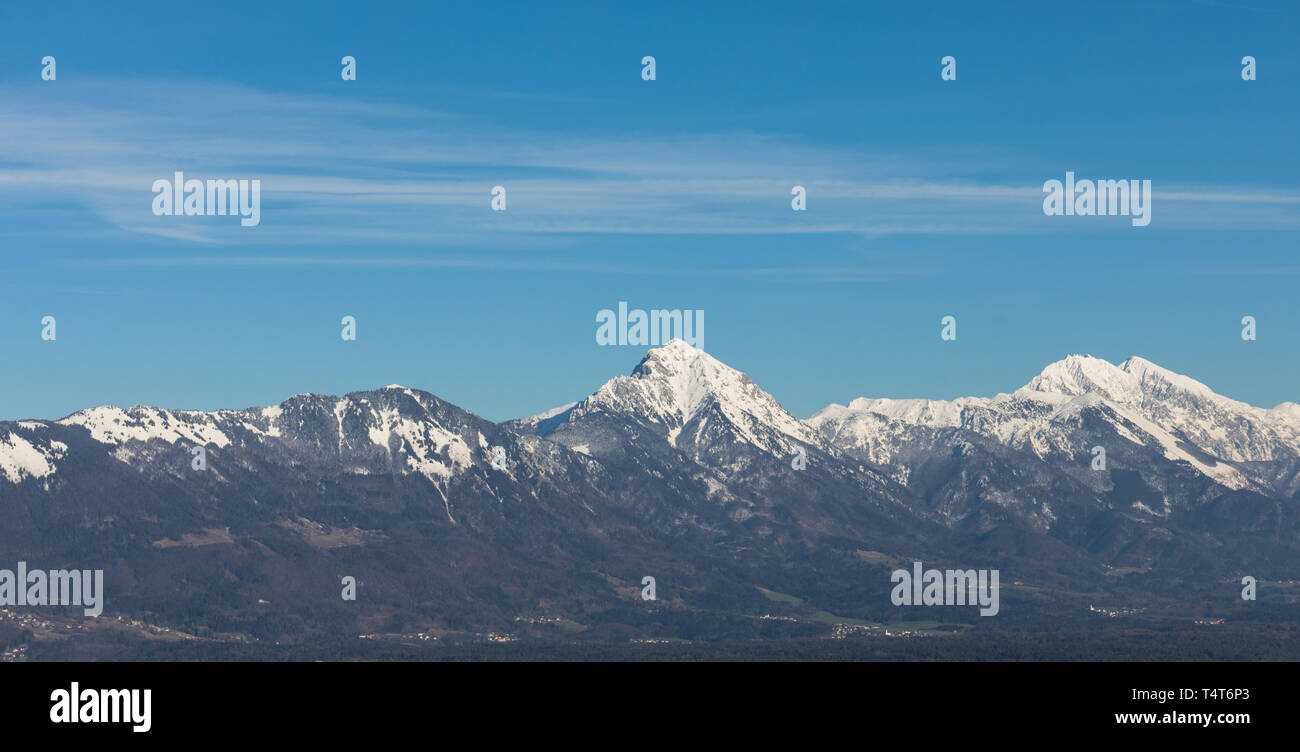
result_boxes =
[365,404,473,481]
[0,433,67,483]
[59,406,233,447]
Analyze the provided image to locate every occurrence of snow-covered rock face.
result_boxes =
[1020,354,1143,404]
[1271,402,1300,424]
[59,406,236,447]
[831,396,985,429]
[342,388,475,481]
[1113,356,1300,464]
[0,385,486,487]
[570,339,818,453]
[809,354,1300,493]
[249,386,485,484]
[0,432,68,483]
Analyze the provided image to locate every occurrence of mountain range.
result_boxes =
[2,340,1297,650]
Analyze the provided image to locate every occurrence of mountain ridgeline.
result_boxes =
[2,340,1298,650]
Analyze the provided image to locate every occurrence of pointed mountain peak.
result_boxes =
[1018,354,1141,402]
[632,338,712,372]
[599,341,752,423]
[569,341,816,451]
[652,337,698,352]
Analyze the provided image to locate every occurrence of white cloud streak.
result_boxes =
[1,77,1297,248]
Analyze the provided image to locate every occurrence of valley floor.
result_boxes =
[10,623,1300,661]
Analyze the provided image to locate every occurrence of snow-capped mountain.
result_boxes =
[49,387,488,485]
[809,353,1300,507]
[1,384,633,539]
[535,339,821,457]
[2,342,1298,647]
[509,339,922,540]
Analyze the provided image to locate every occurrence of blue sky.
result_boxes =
[1,0,1298,422]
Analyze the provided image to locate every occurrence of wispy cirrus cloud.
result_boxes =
[2,76,1298,248]
[67,254,918,284]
